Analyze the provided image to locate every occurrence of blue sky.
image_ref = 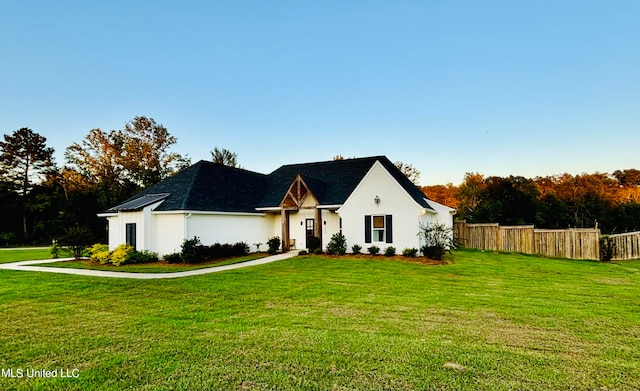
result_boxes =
[1,1,638,185]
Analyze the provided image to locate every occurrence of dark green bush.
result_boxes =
[126,250,159,264]
[327,232,347,255]
[307,236,322,252]
[314,248,323,255]
[403,248,419,257]
[600,236,615,262]
[384,246,396,256]
[181,236,203,263]
[164,252,182,264]
[367,245,380,256]
[351,244,362,254]
[267,236,281,255]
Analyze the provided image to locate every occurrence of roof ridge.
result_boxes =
[181,160,206,210]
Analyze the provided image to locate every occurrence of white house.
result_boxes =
[100,156,456,256]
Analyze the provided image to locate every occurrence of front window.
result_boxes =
[373,215,385,242]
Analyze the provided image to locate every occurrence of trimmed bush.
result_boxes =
[89,243,111,264]
[126,250,158,264]
[384,246,396,257]
[314,248,323,255]
[367,245,380,256]
[298,250,308,256]
[164,252,182,264]
[351,244,362,254]
[327,232,347,255]
[267,236,281,255]
[111,244,134,266]
[403,248,419,257]
[181,237,203,263]
[307,236,322,252]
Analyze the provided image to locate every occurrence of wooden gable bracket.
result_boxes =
[280,174,314,209]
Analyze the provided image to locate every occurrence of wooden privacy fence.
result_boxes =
[454,221,601,260]
[607,231,640,261]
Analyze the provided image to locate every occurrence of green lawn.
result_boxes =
[36,254,268,273]
[0,247,52,264]
[0,250,638,390]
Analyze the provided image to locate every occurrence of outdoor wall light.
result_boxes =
[374,195,381,205]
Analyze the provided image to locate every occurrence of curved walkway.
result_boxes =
[0,252,298,279]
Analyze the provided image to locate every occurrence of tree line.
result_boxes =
[2,116,638,246]
[422,171,640,234]
[0,117,193,246]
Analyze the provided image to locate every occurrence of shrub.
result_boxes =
[298,250,308,256]
[164,252,182,264]
[90,243,111,264]
[111,244,134,266]
[419,222,456,261]
[327,232,347,255]
[267,236,281,255]
[314,248,323,255]
[403,248,419,257]
[384,246,396,256]
[307,236,322,252]
[351,244,362,254]
[600,236,615,262]
[367,245,380,256]
[126,250,159,264]
[181,236,203,263]
[50,240,62,259]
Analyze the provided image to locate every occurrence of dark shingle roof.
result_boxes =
[105,156,433,213]
[258,156,433,210]
[105,161,269,213]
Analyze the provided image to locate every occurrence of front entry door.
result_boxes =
[305,219,315,249]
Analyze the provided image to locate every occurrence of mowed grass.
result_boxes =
[36,254,268,273]
[0,247,52,264]
[0,250,638,390]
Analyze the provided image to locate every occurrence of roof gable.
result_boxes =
[259,156,432,209]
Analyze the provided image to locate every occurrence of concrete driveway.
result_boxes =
[0,251,298,279]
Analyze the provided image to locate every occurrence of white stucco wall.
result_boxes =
[185,213,275,253]
[338,160,432,252]
[321,210,342,250]
[106,215,120,251]
[153,213,186,256]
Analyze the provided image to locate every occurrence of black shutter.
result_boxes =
[364,215,372,243]
[385,215,393,243]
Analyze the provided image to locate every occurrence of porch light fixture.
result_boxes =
[374,195,380,206]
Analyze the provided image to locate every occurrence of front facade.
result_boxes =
[100,156,455,256]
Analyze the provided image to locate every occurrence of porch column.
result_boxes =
[315,208,322,249]
[281,209,290,252]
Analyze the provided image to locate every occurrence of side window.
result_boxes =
[126,223,136,250]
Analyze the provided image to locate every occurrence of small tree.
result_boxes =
[419,222,456,261]
[58,227,94,259]
[327,232,347,255]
